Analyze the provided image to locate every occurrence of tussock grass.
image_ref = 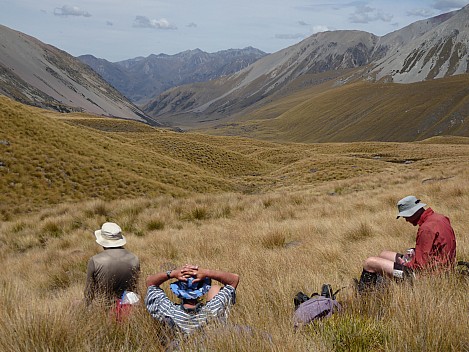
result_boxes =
[1,97,468,350]
[1,170,467,350]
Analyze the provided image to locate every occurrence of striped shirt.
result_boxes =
[145,285,236,335]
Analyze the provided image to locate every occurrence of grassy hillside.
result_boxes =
[1,96,468,351]
[204,74,469,143]
[3,94,469,219]
[0,96,273,217]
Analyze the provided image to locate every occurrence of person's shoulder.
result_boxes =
[222,284,236,292]
[122,248,139,257]
[145,286,167,301]
[427,209,451,222]
[90,250,107,260]
[215,285,236,300]
[111,248,139,260]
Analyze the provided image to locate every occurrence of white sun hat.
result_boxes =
[396,196,426,219]
[94,222,126,248]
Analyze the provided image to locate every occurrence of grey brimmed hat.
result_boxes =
[396,196,426,219]
[94,222,126,248]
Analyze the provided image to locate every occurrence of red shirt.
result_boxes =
[406,208,456,271]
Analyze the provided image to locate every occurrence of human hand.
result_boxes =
[170,265,197,281]
[177,264,199,280]
[190,267,209,284]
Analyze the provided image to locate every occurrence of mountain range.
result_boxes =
[143,4,469,134]
[1,4,469,142]
[78,47,266,106]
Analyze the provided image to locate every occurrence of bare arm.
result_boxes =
[192,267,239,288]
[145,265,197,287]
[146,264,239,289]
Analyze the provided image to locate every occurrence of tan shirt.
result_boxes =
[84,248,140,305]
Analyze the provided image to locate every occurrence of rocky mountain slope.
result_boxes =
[143,30,379,123]
[78,47,266,105]
[369,7,468,82]
[143,5,469,130]
[0,24,155,124]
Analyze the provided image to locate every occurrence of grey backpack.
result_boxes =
[293,284,342,328]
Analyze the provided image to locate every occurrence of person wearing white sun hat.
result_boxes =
[357,196,456,292]
[84,222,140,306]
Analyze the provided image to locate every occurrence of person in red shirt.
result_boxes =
[357,196,456,292]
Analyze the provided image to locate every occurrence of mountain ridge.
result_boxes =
[0,24,156,124]
[140,5,469,140]
[78,47,267,106]
[2,5,469,142]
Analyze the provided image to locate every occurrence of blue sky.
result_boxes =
[1,0,468,61]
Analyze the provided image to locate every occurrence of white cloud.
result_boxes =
[133,16,177,30]
[54,5,91,17]
[275,33,304,40]
[406,8,434,18]
[349,4,393,24]
[312,25,330,34]
[433,0,468,11]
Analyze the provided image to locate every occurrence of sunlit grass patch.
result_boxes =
[9,233,43,253]
[306,314,389,352]
[344,222,375,243]
[84,200,110,218]
[261,229,288,249]
[146,218,165,231]
[179,206,211,222]
[41,220,63,239]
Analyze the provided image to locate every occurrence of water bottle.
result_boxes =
[320,284,332,298]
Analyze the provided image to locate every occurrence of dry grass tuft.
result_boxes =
[261,229,288,249]
[344,222,374,243]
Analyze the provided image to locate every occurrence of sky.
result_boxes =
[1,0,468,62]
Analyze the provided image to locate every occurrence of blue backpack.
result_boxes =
[293,284,342,328]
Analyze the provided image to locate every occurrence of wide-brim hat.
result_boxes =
[170,277,211,300]
[396,196,426,219]
[94,222,126,248]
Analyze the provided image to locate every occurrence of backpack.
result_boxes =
[293,284,342,328]
[457,261,469,276]
[112,291,140,321]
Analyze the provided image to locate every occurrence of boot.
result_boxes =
[357,269,378,293]
[399,266,415,286]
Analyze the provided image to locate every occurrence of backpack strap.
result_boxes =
[331,286,346,300]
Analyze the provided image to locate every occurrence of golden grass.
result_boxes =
[1,96,468,351]
[203,74,469,143]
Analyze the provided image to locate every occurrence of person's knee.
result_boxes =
[379,250,391,258]
[363,256,377,271]
[379,250,397,261]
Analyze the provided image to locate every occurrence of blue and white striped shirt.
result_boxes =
[145,285,236,335]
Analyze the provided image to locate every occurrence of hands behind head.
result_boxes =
[173,264,206,283]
